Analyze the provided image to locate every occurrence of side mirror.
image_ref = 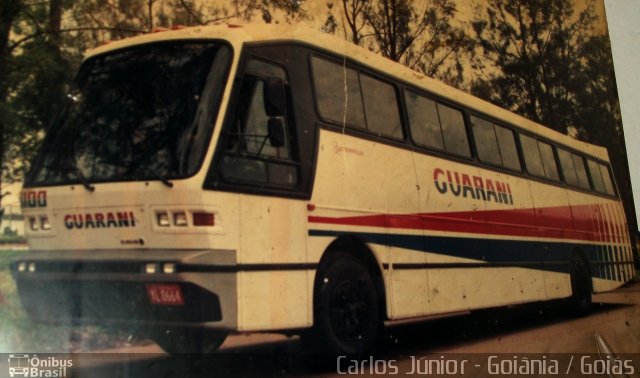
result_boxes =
[263,77,286,117]
[268,118,286,148]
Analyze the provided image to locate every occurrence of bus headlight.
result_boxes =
[145,263,157,274]
[40,216,51,231]
[163,263,176,274]
[156,212,170,227]
[29,217,39,231]
[17,262,27,272]
[173,211,188,227]
[28,262,36,273]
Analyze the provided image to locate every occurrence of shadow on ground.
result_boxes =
[73,300,632,377]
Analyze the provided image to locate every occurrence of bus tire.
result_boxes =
[152,327,227,354]
[308,252,381,355]
[569,255,592,316]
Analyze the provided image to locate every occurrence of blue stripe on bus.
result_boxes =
[308,229,623,281]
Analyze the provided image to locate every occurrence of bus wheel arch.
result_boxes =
[317,236,387,319]
[568,248,593,316]
[306,236,386,354]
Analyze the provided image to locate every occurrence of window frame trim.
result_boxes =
[205,50,308,199]
[25,39,235,189]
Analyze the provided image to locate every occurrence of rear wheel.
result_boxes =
[306,252,381,355]
[569,255,592,316]
[152,327,227,354]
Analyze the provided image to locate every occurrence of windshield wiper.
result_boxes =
[137,166,174,188]
[70,167,96,192]
[99,158,174,188]
[45,161,95,192]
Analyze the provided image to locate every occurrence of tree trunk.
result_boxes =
[48,0,62,46]
[46,0,64,131]
[0,0,22,198]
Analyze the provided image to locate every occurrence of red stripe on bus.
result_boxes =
[308,204,620,243]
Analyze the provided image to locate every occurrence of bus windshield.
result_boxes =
[27,41,231,187]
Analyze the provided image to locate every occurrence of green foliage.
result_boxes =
[0,234,25,243]
[231,0,308,24]
[323,0,471,86]
[471,0,597,132]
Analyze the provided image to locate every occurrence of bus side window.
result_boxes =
[572,154,590,189]
[404,90,470,158]
[599,164,615,195]
[538,141,560,181]
[218,58,299,188]
[495,125,521,171]
[558,148,579,186]
[405,91,444,150]
[558,148,592,190]
[520,135,559,181]
[471,116,502,166]
[588,159,607,194]
[360,74,403,139]
[311,56,365,129]
[471,116,521,171]
[437,103,470,157]
[520,135,545,178]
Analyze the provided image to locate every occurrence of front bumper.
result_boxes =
[11,249,238,330]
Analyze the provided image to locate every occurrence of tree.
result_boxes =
[2,0,80,184]
[339,0,369,44]
[470,0,596,132]
[471,0,637,244]
[323,0,470,86]
[0,0,22,198]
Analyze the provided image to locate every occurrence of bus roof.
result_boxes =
[87,23,610,162]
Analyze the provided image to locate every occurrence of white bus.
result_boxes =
[13,24,636,355]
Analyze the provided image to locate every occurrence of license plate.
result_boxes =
[146,283,184,305]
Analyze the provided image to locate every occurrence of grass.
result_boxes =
[0,249,76,352]
[0,249,136,352]
[0,236,26,244]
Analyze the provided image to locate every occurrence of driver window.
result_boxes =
[240,80,290,159]
[218,58,298,187]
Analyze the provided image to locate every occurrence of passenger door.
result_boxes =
[208,55,309,330]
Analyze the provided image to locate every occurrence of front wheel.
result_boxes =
[151,327,227,354]
[306,252,381,355]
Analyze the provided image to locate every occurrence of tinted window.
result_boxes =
[311,57,365,128]
[438,104,470,157]
[405,92,444,150]
[28,42,230,186]
[494,125,521,171]
[558,148,579,186]
[360,74,403,139]
[599,163,615,195]
[538,141,559,181]
[588,159,606,193]
[558,149,591,190]
[520,135,559,181]
[218,59,298,188]
[471,116,501,166]
[520,135,545,177]
[572,154,590,189]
